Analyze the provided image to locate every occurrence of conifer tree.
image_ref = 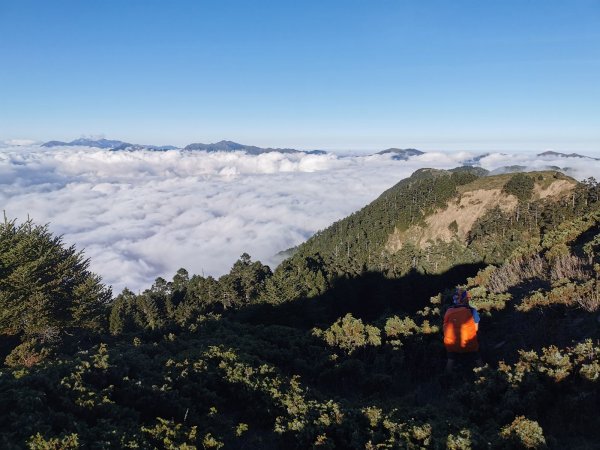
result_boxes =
[0,218,111,341]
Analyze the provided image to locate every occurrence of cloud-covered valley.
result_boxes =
[1,145,598,294]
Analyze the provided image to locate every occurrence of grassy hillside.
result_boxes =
[0,170,599,449]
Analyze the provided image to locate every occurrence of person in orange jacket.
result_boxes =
[443,288,483,373]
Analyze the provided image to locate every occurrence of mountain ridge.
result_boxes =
[537,150,599,160]
[273,168,585,297]
[183,140,327,155]
[41,138,178,151]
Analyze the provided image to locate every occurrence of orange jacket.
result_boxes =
[443,306,479,353]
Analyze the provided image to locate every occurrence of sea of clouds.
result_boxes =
[1,145,598,294]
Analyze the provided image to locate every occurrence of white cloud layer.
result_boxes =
[1,145,598,294]
[1,139,39,147]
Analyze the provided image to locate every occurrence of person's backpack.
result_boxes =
[443,305,479,352]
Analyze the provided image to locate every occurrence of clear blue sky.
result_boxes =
[1,0,599,151]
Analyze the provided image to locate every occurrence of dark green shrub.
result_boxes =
[503,173,535,202]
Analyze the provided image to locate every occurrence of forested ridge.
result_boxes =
[1,169,599,449]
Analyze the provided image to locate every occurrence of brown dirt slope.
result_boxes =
[387,171,577,252]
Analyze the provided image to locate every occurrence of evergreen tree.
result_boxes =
[0,218,111,346]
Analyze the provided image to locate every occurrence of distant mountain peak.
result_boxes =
[216,140,244,147]
[375,148,424,160]
[537,150,599,160]
[461,153,494,166]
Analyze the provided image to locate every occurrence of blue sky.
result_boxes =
[1,0,599,151]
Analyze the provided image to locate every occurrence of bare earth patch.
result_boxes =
[533,179,576,200]
[387,175,576,252]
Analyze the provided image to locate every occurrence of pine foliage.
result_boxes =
[0,218,111,365]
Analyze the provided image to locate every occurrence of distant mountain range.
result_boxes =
[42,138,128,149]
[183,140,327,155]
[39,139,427,158]
[40,138,429,158]
[40,138,326,155]
[38,139,599,162]
[41,138,178,151]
